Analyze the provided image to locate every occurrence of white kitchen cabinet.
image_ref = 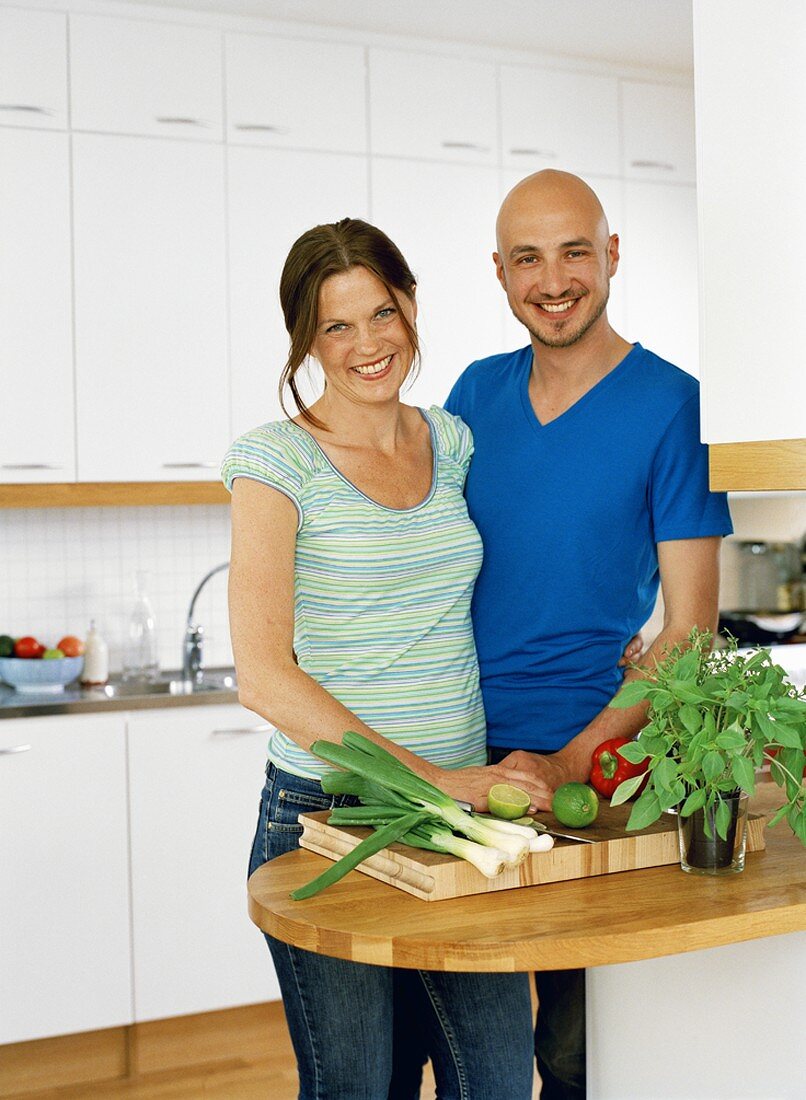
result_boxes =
[225,33,367,153]
[69,13,223,141]
[620,180,699,376]
[0,128,75,483]
[0,8,67,131]
[500,65,620,177]
[72,133,229,481]
[499,171,626,351]
[369,48,497,165]
[371,159,502,406]
[228,146,369,437]
[621,81,696,184]
[694,0,806,445]
[0,715,132,1044]
[127,705,279,1021]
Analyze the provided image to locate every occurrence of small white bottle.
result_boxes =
[81,620,109,686]
[122,570,159,682]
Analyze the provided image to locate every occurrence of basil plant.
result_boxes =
[609,629,806,845]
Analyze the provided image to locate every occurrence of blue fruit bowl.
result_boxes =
[0,656,85,693]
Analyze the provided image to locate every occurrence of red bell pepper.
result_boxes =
[590,737,648,798]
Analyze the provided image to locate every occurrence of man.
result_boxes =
[444,170,733,1098]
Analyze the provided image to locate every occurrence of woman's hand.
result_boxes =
[437,763,556,814]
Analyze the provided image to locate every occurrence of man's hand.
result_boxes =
[494,749,579,808]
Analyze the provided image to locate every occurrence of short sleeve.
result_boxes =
[650,394,733,542]
[220,423,312,527]
[426,406,474,477]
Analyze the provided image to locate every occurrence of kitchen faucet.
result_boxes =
[182,561,230,685]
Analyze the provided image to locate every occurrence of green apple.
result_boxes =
[42,648,66,660]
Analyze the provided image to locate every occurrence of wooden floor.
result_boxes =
[8,997,539,1099]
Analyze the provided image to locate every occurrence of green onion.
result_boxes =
[397,821,509,879]
[290,810,429,901]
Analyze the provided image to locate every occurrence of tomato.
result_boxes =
[14,636,45,659]
[57,635,85,658]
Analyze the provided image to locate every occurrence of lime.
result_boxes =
[42,648,65,660]
[552,783,599,828]
[513,816,534,826]
[488,783,531,820]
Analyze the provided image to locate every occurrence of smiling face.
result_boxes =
[309,265,417,409]
[494,171,620,349]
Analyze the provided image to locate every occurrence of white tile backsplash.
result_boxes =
[0,505,233,674]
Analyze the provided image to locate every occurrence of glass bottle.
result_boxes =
[122,570,159,681]
[81,620,109,686]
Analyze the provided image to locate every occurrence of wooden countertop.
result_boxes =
[248,783,806,972]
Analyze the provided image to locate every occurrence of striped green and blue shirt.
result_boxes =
[221,406,487,779]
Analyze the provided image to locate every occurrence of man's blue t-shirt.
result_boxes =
[444,342,733,752]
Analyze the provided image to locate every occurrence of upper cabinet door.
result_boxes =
[0,8,68,130]
[225,34,367,153]
[621,81,696,184]
[73,134,229,481]
[369,48,497,164]
[0,130,75,483]
[69,14,223,141]
[228,147,369,439]
[501,66,619,176]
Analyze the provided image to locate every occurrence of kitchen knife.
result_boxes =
[454,799,595,844]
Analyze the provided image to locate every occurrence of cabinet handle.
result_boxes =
[509,147,558,158]
[0,745,32,755]
[0,104,52,115]
[212,725,270,735]
[161,462,219,469]
[441,141,490,152]
[154,117,208,127]
[234,123,291,134]
[2,463,64,470]
[631,159,675,172]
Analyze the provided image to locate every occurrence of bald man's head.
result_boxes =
[493,170,619,350]
[496,170,610,253]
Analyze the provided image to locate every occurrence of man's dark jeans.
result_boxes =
[489,745,587,1100]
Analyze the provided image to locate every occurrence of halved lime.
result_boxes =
[552,783,599,828]
[488,783,531,820]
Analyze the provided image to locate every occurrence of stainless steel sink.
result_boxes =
[101,672,236,698]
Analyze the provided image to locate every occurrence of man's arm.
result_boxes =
[499,536,722,804]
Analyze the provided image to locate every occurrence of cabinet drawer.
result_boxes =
[369,48,497,164]
[226,33,366,153]
[621,81,696,183]
[70,13,223,141]
[0,8,68,131]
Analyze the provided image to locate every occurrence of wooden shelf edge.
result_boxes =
[0,482,230,509]
[709,438,806,492]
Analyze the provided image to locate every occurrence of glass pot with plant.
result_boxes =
[608,629,806,874]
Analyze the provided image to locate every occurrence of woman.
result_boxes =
[222,218,541,1099]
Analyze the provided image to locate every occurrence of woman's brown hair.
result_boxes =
[278,218,419,428]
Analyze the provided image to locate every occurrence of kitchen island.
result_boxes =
[249,782,806,1099]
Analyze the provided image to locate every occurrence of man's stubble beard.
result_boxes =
[513,286,610,349]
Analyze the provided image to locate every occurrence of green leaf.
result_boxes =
[617,740,651,764]
[724,691,749,710]
[653,756,679,792]
[610,773,646,806]
[666,682,703,705]
[680,787,707,816]
[678,704,702,735]
[767,803,791,829]
[702,750,726,783]
[731,755,757,795]
[715,728,748,752]
[626,788,662,831]
[609,681,652,709]
[673,650,700,680]
[715,799,732,841]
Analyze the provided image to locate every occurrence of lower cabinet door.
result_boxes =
[0,715,132,1044]
[127,705,279,1021]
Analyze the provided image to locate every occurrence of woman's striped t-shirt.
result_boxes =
[221,405,487,780]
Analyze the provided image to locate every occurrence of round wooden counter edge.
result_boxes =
[247,835,806,973]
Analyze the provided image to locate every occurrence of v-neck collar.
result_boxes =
[519,343,642,435]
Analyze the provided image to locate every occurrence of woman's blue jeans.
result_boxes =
[249,762,535,1100]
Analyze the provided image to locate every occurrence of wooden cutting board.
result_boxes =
[299,804,767,901]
